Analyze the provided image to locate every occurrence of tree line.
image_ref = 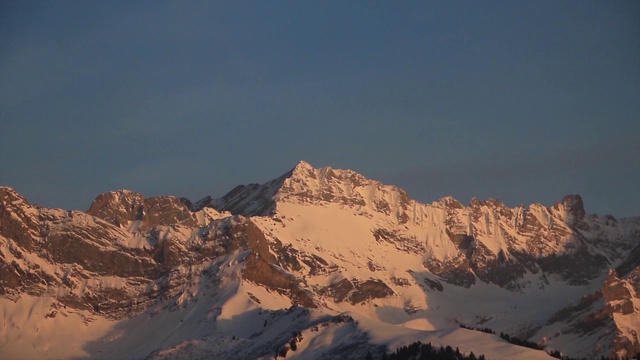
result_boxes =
[384,341,485,360]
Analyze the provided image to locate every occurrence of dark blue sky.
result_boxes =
[1,1,639,217]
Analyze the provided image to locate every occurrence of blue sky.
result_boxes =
[1,1,639,217]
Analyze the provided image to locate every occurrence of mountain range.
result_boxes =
[1,160,639,359]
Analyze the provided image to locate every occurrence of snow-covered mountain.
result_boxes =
[1,161,639,359]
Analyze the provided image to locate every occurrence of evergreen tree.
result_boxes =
[386,341,487,360]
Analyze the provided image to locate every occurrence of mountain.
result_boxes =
[1,161,639,359]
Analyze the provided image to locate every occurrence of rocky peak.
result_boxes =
[0,186,36,223]
[87,189,145,227]
[469,197,509,211]
[283,161,370,191]
[547,194,586,225]
[211,161,367,216]
[561,194,586,219]
[278,162,416,222]
[87,190,197,229]
[0,186,41,252]
[0,186,28,205]
[210,161,415,222]
[280,163,368,202]
[290,160,315,177]
[437,196,464,209]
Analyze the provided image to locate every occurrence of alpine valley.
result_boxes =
[1,161,639,360]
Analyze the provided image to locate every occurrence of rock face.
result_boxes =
[209,160,408,220]
[86,189,145,227]
[536,269,640,359]
[560,194,586,221]
[1,161,639,359]
[204,161,634,291]
[87,190,198,229]
[0,187,294,319]
[603,270,640,358]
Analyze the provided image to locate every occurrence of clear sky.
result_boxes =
[1,1,639,217]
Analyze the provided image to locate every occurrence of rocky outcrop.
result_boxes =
[559,194,586,222]
[86,189,145,227]
[0,187,42,251]
[0,188,314,319]
[319,278,394,305]
[423,256,475,288]
[536,268,640,359]
[242,252,316,308]
[87,190,198,229]
[602,270,636,315]
[605,272,640,359]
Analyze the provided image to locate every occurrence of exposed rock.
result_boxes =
[538,267,640,359]
[602,270,636,315]
[319,278,354,303]
[319,278,394,304]
[143,196,197,228]
[348,279,394,304]
[604,283,640,359]
[538,246,609,285]
[424,256,476,288]
[87,190,198,229]
[372,228,423,254]
[0,190,309,320]
[561,194,586,220]
[616,242,640,277]
[215,183,278,216]
[423,277,444,292]
[2,162,640,360]
[0,187,41,251]
[470,247,528,290]
[86,189,145,227]
[242,252,315,308]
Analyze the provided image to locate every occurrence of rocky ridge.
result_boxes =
[1,161,639,359]
[203,161,637,291]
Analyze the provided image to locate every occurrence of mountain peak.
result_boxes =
[287,160,318,180]
[212,161,416,223]
[561,193,586,219]
[437,196,464,209]
[293,160,314,171]
[86,189,199,228]
[86,190,145,227]
[0,186,28,205]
